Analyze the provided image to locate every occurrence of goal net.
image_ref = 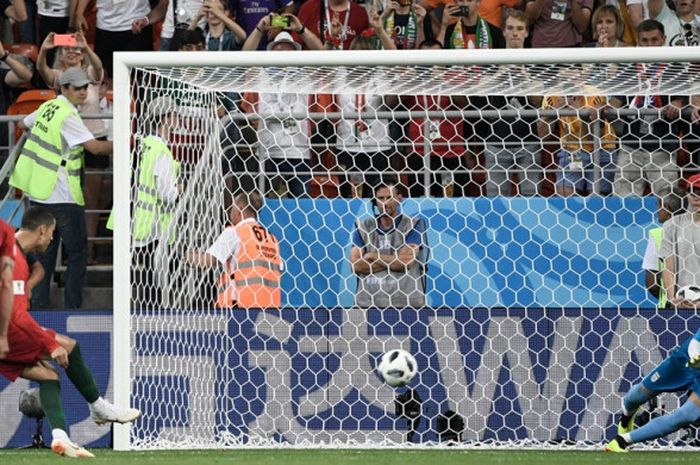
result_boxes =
[112,48,700,450]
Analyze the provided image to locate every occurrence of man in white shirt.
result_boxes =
[11,68,112,308]
[649,0,700,45]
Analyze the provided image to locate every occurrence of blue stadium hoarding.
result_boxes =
[3,309,698,447]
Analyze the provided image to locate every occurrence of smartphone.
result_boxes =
[454,5,469,16]
[54,34,77,47]
[270,15,289,29]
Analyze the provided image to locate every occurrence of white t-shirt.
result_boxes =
[642,235,659,271]
[256,93,311,160]
[161,0,205,40]
[606,0,648,20]
[653,4,700,46]
[23,96,95,204]
[96,0,150,31]
[334,93,392,154]
[38,0,70,17]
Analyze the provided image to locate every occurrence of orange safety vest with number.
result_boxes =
[216,221,282,309]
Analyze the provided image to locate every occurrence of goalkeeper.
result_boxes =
[0,206,140,458]
[606,326,700,452]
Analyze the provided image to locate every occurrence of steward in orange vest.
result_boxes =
[186,191,282,309]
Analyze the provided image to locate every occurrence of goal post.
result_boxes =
[112,48,700,450]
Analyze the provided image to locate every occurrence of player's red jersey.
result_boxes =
[0,219,15,260]
[0,244,59,381]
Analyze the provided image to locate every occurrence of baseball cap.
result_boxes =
[59,68,90,87]
[267,31,301,51]
[148,96,177,118]
[687,174,700,190]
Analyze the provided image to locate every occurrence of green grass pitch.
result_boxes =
[2,449,700,464]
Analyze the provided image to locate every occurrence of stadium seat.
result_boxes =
[3,43,38,64]
[7,89,57,141]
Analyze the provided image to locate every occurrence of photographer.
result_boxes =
[437,0,505,49]
[243,13,324,50]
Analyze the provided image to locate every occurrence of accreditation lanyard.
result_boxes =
[324,0,351,42]
[206,30,224,51]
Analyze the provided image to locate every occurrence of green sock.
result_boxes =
[65,343,100,403]
[39,380,67,431]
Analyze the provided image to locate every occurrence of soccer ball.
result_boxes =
[378,349,418,387]
[678,285,700,302]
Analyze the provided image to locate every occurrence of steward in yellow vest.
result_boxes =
[187,191,282,309]
[9,68,112,309]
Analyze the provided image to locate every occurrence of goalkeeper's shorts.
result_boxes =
[642,347,700,395]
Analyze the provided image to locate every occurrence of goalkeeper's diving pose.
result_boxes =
[0,207,140,458]
[606,326,700,452]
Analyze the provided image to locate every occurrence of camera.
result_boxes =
[271,15,289,29]
[455,5,469,16]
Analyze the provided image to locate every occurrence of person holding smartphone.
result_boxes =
[381,0,428,49]
[189,0,247,50]
[437,0,505,49]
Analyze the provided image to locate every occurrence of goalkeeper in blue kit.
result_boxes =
[606,327,700,452]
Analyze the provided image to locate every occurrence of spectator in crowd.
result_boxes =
[611,20,686,198]
[37,32,109,265]
[661,174,700,309]
[606,0,645,45]
[132,96,181,310]
[403,39,469,197]
[0,40,34,115]
[37,0,71,65]
[540,85,618,196]
[296,0,369,49]
[1,0,27,24]
[689,94,700,176]
[321,16,397,197]
[642,187,685,308]
[438,0,505,49]
[243,26,321,197]
[381,0,427,49]
[0,207,139,460]
[160,0,204,52]
[649,0,699,46]
[0,218,14,360]
[483,9,542,197]
[228,0,294,51]
[9,68,113,309]
[350,180,427,308]
[74,0,168,78]
[189,0,247,50]
[589,4,627,47]
[187,190,282,309]
[525,0,593,47]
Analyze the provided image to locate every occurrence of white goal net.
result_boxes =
[112,49,700,450]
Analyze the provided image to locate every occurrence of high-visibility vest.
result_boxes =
[10,98,85,205]
[132,136,180,244]
[216,221,282,309]
[649,227,667,309]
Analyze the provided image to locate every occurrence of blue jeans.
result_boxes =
[30,202,87,309]
[265,158,311,198]
[556,149,617,195]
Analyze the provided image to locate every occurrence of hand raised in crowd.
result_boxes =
[256,14,272,33]
[369,8,383,31]
[204,0,227,19]
[663,102,682,120]
[132,16,150,34]
[414,4,427,23]
[285,14,305,33]
[75,31,89,50]
[442,4,460,26]
[41,31,57,50]
[74,13,88,33]
[382,1,401,18]
[330,12,343,38]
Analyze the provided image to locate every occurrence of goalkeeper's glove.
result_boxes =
[686,355,700,370]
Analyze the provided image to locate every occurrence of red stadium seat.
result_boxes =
[7,89,57,140]
[3,43,38,64]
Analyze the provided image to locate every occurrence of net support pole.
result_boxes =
[112,52,132,451]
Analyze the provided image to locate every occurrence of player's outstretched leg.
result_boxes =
[22,361,95,458]
[607,393,700,452]
[57,335,142,425]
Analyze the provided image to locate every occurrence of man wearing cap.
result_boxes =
[131,96,180,310]
[10,67,113,309]
[660,174,700,309]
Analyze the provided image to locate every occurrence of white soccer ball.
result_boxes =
[378,349,418,387]
[678,285,700,302]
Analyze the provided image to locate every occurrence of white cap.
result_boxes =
[267,31,301,51]
[148,96,177,118]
